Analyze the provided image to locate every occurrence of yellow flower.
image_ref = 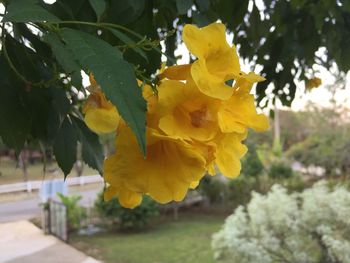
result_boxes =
[218,73,269,133]
[158,79,221,141]
[104,125,206,206]
[306,77,322,89]
[183,23,241,100]
[83,90,120,134]
[214,132,248,178]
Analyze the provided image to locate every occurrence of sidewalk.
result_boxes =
[0,220,101,263]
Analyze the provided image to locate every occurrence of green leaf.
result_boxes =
[50,87,71,116]
[106,0,145,25]
[176,0,193,14]
[193,11,210,26]
[0,55,30,153]
[195,0,210,11]
[4,0,60,22]
[109,29,148,61]
[44,32,82,88]
[60,28,147,155]
[73,117,104,175]
[53,116,78,177]
[5,35,53,83]
[0,85,30,153]
[46,87,71,143]
[89,0,106,21]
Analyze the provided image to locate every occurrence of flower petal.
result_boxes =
[158,64,192,80]
[104,126,206,205]
[191,60,234,100]
[215,133,248,178]
[84,107,119,134]
[218,88,269,133]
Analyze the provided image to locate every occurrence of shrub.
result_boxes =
[212,182,350,263]
[57,193,87,232]
[226,176,259,206]
[282,173,305,192]
[95,191,159,230]
[241,142,264,178]
[268,160,293,179]
[198,176,227,203]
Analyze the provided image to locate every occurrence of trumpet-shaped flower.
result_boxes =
[104,125,206,205]
[83,90,120,134]
[183,23,241,100]
[158,79,221,141]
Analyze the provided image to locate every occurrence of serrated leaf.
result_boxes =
[44,32,82,88]
[73,116,104,175]
[46,87,71,143]
[50,87,71,116]
[60,28,147,155]
[110,29,148,61]
[53,116,77,177]
[176,0,193,15]
[89,0,106,21]
[4,0,60,22]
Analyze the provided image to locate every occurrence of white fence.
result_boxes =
[0,175,103,194]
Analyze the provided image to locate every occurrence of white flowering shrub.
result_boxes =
[212,182,350,263]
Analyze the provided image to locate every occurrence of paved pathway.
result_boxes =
[0,187,101,223]
[0,220,101,263]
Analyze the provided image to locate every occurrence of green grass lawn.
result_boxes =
[0,159,98,184]
[71,213,226,263]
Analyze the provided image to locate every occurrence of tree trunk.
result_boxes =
[19,149,29,182]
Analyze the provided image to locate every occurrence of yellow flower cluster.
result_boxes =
[83,23,269,208]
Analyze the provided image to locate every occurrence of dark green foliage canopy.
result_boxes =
[0,0,349,176]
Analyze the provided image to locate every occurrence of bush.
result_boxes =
[57,193,87,232]
[212,182,350,263]
[268,160,293,179]
[282,173,305,192]
[95,191,159,230]
[198,176,227,203]
[226,176,260,206]
[241,142,264,178]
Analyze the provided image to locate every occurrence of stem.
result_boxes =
[55,20,177,64]
[1,6,31,84]
[2,39,31,84]
[56,21,143,40]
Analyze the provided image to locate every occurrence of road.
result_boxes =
[0,187,102,223]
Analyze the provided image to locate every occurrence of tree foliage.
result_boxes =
[286,106,350,175]
[0,0,349,176]
[95,191,159,230]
